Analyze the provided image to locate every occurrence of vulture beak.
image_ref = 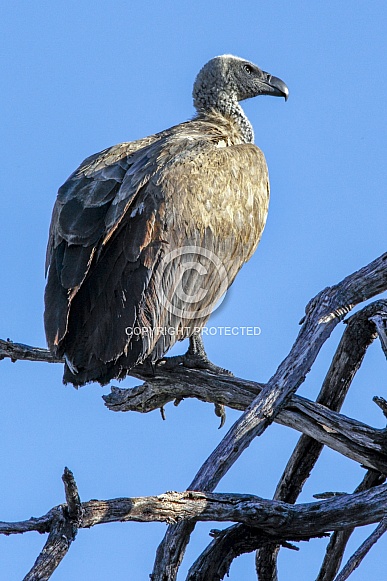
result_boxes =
[261,72,289,101]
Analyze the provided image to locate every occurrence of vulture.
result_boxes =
[44,54,288,386]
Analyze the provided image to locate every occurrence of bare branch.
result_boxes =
[185,473,386,581]
[187,526,308,581]
[0,513,53,536]
[316,470,386,581]
[374,396,387,420]
[333,516,387,581]
[23,506,74,581]
[369,313,387,359]
[104,375,387,475]
[152,253,387,580]
[256,302,382,580]
[184,301,386,581]
[0,339,63,364]
[105,301,387,480]
[62,467,83,526]
[12,335,380,466]
[4,335,387,478]
[20,468,82,580]
[2,484,387,541]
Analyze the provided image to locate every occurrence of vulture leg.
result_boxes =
[161,333,232,376]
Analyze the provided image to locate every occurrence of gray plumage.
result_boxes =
[44,54,288,386]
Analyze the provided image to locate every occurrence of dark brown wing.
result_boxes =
[44,137,164,368]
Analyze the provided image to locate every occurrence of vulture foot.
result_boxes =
[161,334,233,376]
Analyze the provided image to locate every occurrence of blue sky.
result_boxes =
[1,1,386,579]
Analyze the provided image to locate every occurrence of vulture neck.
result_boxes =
[197,99,254,144]
[221,100,254,143]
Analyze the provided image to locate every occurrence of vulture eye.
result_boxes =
[243,64,253,75]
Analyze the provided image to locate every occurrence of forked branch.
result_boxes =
[152,253,387,580]
[3,468,387,580]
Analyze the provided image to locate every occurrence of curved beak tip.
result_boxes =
[266,74,289,102]
[275,79,289,102]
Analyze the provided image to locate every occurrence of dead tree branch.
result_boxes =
[333,515,387,581]
[1,253,387,580]
[0,339,63,364]
[3,468,387,580]
[104,372,387,475]
[187,294,387,581]
[22,468,82,581]
[186,526,310,581]
[316,470,386,581]
[255,301,384,580]
[4,337,387,475]
[152,253,387,581]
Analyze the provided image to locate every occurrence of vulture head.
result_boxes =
[193,54,288,113]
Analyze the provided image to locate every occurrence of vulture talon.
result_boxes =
[139,359,157,377]
[160,334,233,376]
[160,355,186,370]
[183,355,232,376]
[214,403,227,428]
